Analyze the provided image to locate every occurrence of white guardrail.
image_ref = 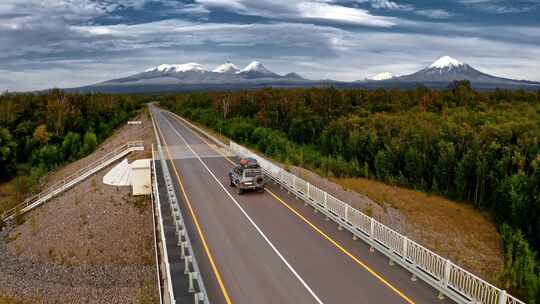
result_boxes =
[151,144,164,304]
[229,141,525,304]
[151,107,210,304]
[152,144,176,304]
[2,141,144,222]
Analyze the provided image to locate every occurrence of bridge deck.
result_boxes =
[152,105,453,304]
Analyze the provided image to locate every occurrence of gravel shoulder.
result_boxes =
[0,108,159,303]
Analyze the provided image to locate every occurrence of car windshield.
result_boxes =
[244,169,260,177]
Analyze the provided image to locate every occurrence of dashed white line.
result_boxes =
[160,112,325,304]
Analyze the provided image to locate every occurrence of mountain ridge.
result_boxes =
[73,57,540,93]
[213,62,240,74]
[366,56,540,88]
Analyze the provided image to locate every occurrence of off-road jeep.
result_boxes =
[228,158,266,194]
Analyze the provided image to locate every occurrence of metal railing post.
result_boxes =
[194,293,205,304]
[402,237,408,261]
[369,217,376,252]
[184,255,192,274]
[498,290,507,304]
[443,259,451,287]
[188,272,196,293]
[370,218,375,239]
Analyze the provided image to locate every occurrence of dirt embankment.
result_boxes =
[0,109,159,303]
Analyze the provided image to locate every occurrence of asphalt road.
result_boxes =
[151,105,453,304]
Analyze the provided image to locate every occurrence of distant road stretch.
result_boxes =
[151,105,453,304]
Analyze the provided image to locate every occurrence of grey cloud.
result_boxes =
[2,18,540,91]
[195,0,399,27]
[346,0,413,11]
[368,0,413,10]
[73,20,344,55]
[415,9,453,19]
[458,0,540,13]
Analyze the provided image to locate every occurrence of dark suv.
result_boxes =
[228,158,266,194]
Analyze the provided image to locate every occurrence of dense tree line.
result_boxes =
[161,82,540,302]
[0,90,145,202]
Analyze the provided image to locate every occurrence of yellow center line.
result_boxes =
[264,190,415,304]
[152,111,233,304]
[166,110,417,304]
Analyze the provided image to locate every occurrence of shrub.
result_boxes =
[62,132,81,160]
[82,130,98,155]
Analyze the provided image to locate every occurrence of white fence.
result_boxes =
[230,141,525,304]
[2,141,144,222]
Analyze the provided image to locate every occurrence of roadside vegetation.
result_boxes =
[0,90,145,216]
[160,82,540,302]
[1,100,157,303]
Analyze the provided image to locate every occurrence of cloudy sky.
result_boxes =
[1,0,539,91]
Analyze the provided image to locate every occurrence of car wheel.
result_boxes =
[237,188,244,195]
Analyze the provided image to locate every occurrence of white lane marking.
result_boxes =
[160,112,325,304]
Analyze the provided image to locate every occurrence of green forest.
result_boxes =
[0,89,145,215]
[160,82,540,302]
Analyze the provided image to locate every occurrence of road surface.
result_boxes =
[151,105,453,304]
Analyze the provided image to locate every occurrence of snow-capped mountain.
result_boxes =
[73,57,540,93]
[394,56,524,84]
[89,60,310,90]
[410,56,477,81]
[369,72,394,81]
[145,63,208,73]
[429,56,464,70]
[212,62,240,74]
[237,61,280,78]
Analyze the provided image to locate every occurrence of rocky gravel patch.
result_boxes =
[0,237,154,303]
